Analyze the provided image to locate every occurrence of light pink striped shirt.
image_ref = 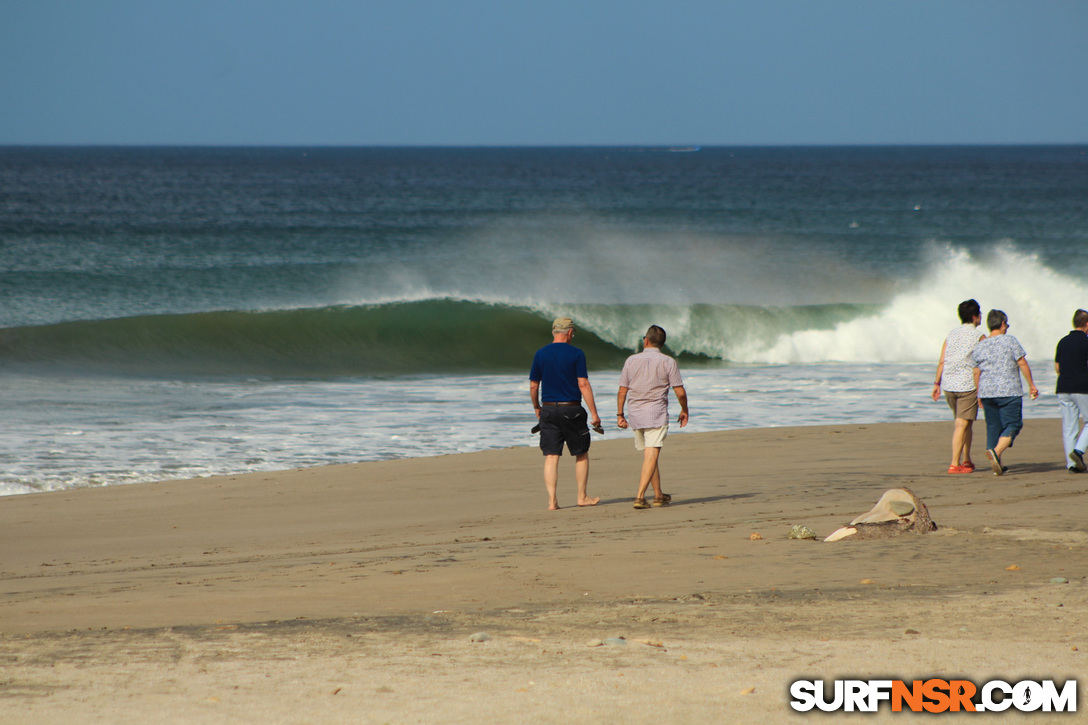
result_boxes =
[618,348,684,429]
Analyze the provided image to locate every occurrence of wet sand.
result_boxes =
[1,420,1085,723]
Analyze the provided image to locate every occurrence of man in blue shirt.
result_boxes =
[529,317,602,510]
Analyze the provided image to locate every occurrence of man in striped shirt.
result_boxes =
[617,325,689,509]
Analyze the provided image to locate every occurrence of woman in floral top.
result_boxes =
[932,299,985,474]
[971,309,1039,475]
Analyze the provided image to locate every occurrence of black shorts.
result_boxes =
[538,405,590,457]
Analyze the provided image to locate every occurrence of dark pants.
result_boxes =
[538,405,590,456]
[981,396,1023,451]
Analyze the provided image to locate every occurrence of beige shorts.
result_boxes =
[633,424,669,450]
[945,390,979,420]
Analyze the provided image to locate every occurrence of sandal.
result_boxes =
[652,494,672,507]
[632,498,651,509]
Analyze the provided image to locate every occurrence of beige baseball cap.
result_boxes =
[551,317,574,332]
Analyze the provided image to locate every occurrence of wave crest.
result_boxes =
[3,245,1081,377]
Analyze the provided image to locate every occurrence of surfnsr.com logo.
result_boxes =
[789,679,1077,713]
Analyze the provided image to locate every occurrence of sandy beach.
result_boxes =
[1,419,1085,723]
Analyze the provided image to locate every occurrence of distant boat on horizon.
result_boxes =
[667,146,702,152]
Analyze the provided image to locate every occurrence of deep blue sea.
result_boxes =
[2,145,1086,495]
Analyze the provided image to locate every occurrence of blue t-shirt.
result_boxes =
[529,343,587,403]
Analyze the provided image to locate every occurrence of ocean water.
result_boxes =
[2,146,1087,495]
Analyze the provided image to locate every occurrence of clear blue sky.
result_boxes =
[3,0,1086,146]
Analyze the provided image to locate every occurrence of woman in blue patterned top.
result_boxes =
[971,309,1039,476]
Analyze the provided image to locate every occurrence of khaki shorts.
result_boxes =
[633,424,669,450]
[945,390,978,420]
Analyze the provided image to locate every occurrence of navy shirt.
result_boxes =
[529,342,587,403]
[1055,330,1088,394]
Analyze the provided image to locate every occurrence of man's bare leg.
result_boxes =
[635,446,661,500]
[574,453,599,506]
[544,454,560,510]
[649,463,663,499]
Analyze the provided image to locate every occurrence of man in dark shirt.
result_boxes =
[529,317,602,509]
[1055,309,1088,472]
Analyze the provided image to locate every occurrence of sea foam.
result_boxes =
[737,244,1085,364]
